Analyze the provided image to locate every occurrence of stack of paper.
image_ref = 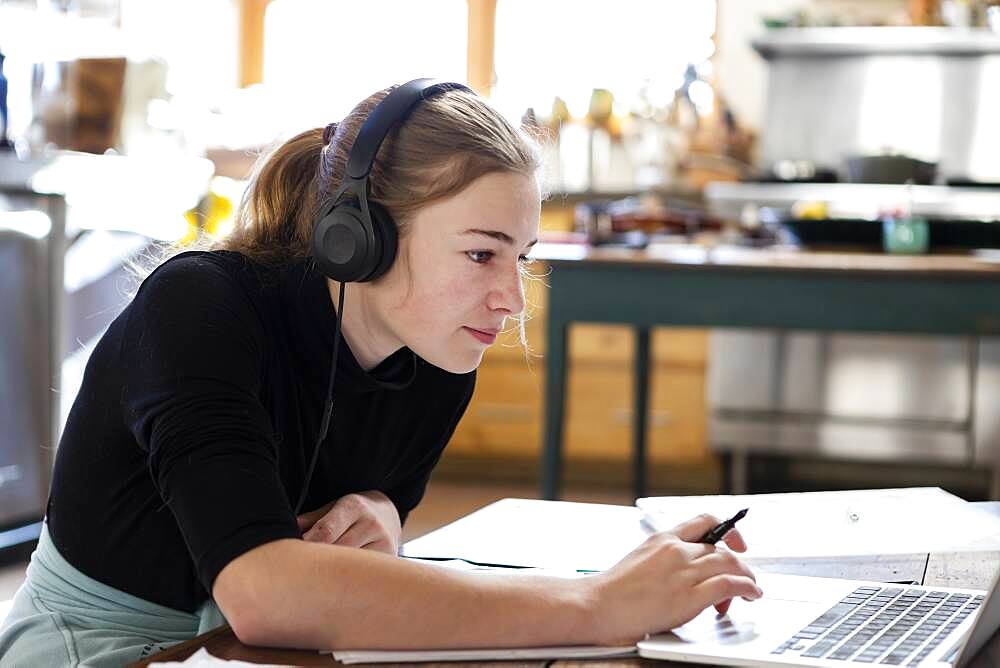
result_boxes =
[638,487,1000,559]
[329,645,636,664]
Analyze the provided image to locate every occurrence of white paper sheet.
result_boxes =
[638,487,1000,559]
[405,557,590,579]
[401,498,649,571]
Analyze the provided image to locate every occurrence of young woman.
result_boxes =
[0,81,761,666]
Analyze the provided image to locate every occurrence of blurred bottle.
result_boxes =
[0,51,13,151]
[941,0,974,26]
[667,65,700,134]
[548,95,590,193]
[988,2,1000,30]
[586,88,633,192]
[981,0,1000,28]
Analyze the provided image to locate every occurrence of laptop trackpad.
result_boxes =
[669,597,826,647]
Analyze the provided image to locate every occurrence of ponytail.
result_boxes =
[222,126,330,264]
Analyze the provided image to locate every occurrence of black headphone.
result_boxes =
[311,78,473,283]
[296,78,473,517]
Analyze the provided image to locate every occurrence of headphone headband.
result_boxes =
[345,78,473,181]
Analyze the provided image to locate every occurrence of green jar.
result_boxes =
[882,216,929,254]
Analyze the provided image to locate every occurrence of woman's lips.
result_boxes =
[464,326,498,345]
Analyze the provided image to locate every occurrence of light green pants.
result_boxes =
[0,524,226,667]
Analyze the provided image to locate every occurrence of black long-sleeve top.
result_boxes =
[45,250,476,612]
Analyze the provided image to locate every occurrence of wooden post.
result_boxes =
[238,0,270,88]
[466,0,497,96]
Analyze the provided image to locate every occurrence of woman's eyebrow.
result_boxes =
[461,229,538,248]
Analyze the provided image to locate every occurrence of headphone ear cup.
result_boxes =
[312,203,374,283]
[365,200,398,282]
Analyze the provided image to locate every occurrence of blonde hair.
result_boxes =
[221,85,543,264]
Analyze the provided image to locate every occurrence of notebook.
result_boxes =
[637,488,1000,559]
[330,644,636,664]
[638,568,999,667]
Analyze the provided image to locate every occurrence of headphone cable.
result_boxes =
[294,280,345,516]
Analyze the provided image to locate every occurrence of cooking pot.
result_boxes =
[845,154,938,185]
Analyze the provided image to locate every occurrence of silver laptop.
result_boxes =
[638,569,999,667]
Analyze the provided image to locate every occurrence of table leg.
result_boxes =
[633,327,650,500]
[542,318,569,500]
[729,450,749,494]
[44,194,66,462]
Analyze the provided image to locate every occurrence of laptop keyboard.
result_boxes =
[771,585,984,665]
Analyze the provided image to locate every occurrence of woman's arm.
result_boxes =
[214,537,593,650]
[213,514,762,651]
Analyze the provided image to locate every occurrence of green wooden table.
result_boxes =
[535,244,1000,500]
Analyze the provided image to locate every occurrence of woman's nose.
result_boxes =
[488,266,526,315]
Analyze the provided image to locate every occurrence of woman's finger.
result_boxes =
[691,551,757,585]
[694,573,764,609]
[334,522,371,549]
[669,514,723,543]
[362,536,396,555]
[721,527,748,553]
[303,510,358,544]
[296,500,337,532]
[296,508,324,532]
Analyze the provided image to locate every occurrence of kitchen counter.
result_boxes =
[705,182,1000,223]
[533,241,1000,275]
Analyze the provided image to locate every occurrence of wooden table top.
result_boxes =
[129,550,1000,668]
[530,242,1000,276]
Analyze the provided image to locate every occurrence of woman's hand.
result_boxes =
[296,490,402,555]
[584,513,763,644]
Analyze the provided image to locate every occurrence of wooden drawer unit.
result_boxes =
[449,361,543,458]
[564,362,708,463]
[448,255,710,467]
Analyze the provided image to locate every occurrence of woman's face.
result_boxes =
[373,171,541,374]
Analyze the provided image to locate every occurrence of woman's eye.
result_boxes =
[517,254,529,263]
[467,250,494,264]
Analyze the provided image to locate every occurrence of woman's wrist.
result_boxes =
[563,574,609,645]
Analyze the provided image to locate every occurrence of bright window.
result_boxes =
[492,0,717,121]
[262,0,468,129]
[119,0,237,101]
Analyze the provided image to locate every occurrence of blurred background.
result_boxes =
[3,0,1000,600]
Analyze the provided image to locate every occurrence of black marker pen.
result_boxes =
[699,508,749,545]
